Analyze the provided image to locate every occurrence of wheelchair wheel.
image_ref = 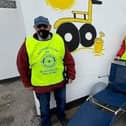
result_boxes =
[56,23,80,52]
[79,24,97,47]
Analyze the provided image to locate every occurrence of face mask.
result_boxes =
[37,29,49,39]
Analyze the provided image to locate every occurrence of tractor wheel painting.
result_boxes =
[79,24,97,47]
[56,23,79,52]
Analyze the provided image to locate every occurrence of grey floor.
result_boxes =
[0,78,80,126]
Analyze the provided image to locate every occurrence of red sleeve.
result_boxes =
[116,40,125,57]
[16,42,32,88]
[64,48,76,80]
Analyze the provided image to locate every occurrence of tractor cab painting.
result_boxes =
[48,0,104,55]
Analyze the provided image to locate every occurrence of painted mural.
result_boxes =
[45,0,104,56]
[45,0,75,10]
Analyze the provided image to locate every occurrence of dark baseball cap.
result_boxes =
[34,16,50,25]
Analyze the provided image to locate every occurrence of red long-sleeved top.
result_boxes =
[116,40,125,57]
[17,33,76,93]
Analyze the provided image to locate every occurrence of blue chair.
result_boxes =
[67,61,126,126]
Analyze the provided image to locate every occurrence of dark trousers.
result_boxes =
[36,85,66,126]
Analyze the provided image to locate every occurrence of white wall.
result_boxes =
[0,0,26,80]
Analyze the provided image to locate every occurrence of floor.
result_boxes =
[0,78,80,126]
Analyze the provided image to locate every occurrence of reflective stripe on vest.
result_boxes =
[25,34,65,86]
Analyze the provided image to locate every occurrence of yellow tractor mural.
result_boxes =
[53,0,103,52]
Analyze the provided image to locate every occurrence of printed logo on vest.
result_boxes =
[41,54,56,67]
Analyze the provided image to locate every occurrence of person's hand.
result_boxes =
[115,56,120,61]
[68,79,73,84]
[27,87,33,91]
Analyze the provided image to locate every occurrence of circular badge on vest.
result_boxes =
[41,54,56,67]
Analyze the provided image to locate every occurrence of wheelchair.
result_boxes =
[67,60,126,126]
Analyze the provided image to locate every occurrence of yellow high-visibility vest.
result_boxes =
[121,38,126,60]
[121,52,126,60]
[25,33,65,86]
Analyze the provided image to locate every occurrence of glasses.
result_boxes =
[36,24,48,29]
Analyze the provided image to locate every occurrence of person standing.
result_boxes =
[116,36,126,60]
[16,16,76,126]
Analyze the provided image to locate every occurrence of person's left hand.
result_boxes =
[68,79,73,84]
